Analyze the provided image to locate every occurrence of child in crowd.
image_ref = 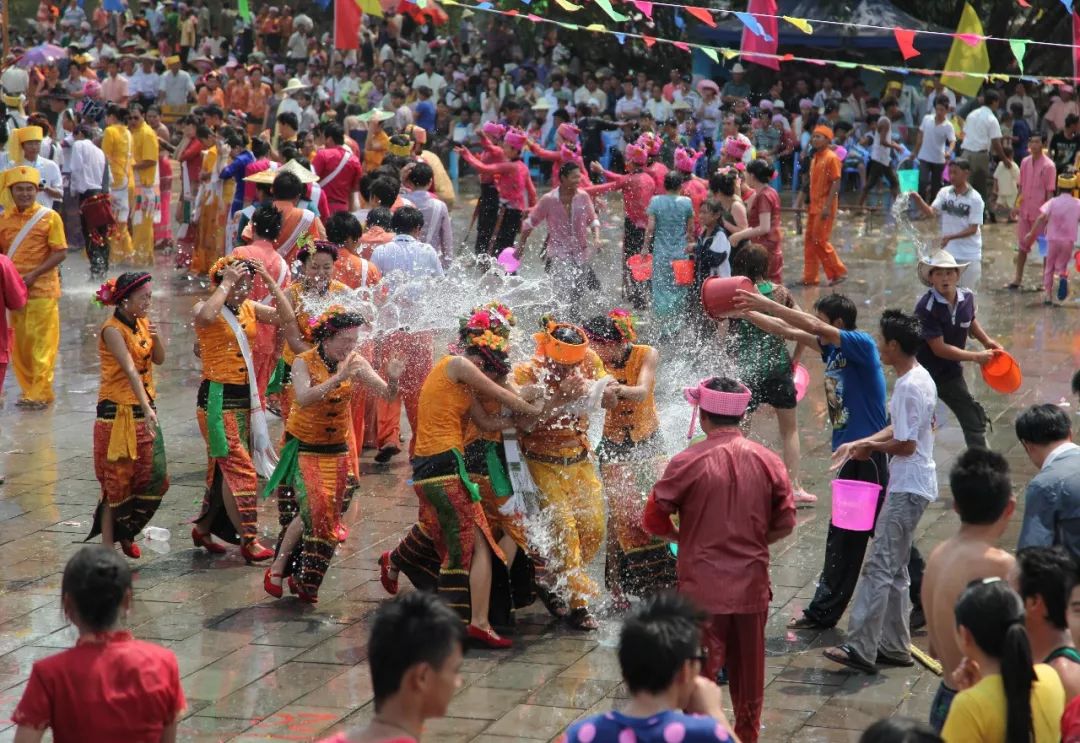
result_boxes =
[992,142,1020,220]
[1024,174,1080,305]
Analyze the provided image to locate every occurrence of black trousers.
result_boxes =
[79,189,109,279]
[491,207,524,255]
[623,220,648,310]
[802,452,924,627]
[934,373,988,450]
[474,182,500,256]
[918,159,946,204]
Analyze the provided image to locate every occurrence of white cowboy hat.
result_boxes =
[282,78,308,94]
[731,63,746,74]
[917,249,969,287]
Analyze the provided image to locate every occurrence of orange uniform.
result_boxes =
[803,146,846,284]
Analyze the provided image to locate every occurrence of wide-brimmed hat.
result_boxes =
[531,99,552,111]
[282,78,308,94]
[917,249,969,287]
[279,159,318,184]
[360,109,394,123]
[696,79,719,95]
[243,167,279,184]
[731,63,746,74]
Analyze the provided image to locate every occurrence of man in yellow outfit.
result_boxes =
[8,126,63,210]
[128,105,159,266]
[0,166,67,408]
[102,104,134,264]
[512,319,612,631]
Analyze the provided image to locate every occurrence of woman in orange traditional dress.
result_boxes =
[190,248,298,562]
[86,272,168,559]
[190,129,222,275]
[262,307,402,603]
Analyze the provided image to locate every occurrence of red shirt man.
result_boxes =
[644,376,795,743]
[312,123,362,214]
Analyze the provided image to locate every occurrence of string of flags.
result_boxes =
[436,0,1080,85]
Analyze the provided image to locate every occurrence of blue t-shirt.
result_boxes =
[820,329,887,450]
[415,100,436,135]
[563,710,732,743]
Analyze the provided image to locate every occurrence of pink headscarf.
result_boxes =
[556,122,580,144]
[674,147,703,174]
[626,143,648,165]
[83,80,102,98]
[482,122,507,141]
[683,378,752,438]
[558,143,582,164]
[636,132,661,157]
[723,136,749,160]
[504,128,527,151]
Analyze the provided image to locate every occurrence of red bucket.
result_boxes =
[981,350,1022,394]
[701,276,754,319]
[672,259,695,286]
[627,254,653,282]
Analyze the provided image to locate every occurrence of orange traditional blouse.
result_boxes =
[512,350,606,458]
[602,344,659,445]
[196,300,257,385]
[98,315,155,405]
[282,280,348,366]
[285,347,351,446]
[414,356,474,458]
[464,395,502,446]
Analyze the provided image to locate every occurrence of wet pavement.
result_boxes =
[0,184,1077,742]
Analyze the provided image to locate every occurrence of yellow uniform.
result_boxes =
[129,121,160,265]
[102,123,134,263]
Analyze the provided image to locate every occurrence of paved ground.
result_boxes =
[0,183,1077,743]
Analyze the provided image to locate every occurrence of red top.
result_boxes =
[178,138,203,198]
[313,146,363,214]
[243,157,274,203]
[459,151,537,212]
[746,185,782,253]
[0,253,28,364]
[12,631,186,743]
[646,161,669,191]
[476,138,507,185]
[646,428,795,615]
[589,170,656,228]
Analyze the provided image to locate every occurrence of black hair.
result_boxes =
[358,171,376,203]
[366,207,393,230]
[277,111,299,131]
[701,376,746,426]
[709,170,738,197]
[1017,547,1076,631]
[746,158,773,184]
[950,157,971,172]
[983,90,999,106]
[325,210,363,245]
[1068,113,1080,128]
[390,206,425,235]
[663,171,684,192]
[879,309,921,356]
[251,137,270,158]
[813,293,857,329]
[195,124,213,140]
[251,203,284,240]
[313,310,366,342]
[406,161,435,188]
[954,579,1034,743]
[933,95,950,109]
[949,448,1012,525]
[1071,368,1080,396]
[297,240,339,264]
[552,108,570,124]
[731,244,769,283]
[106,103,129,122]
[1015,404,1073,445]
[368,592,464,709]
[61,546,132,632]
[619,593,706,694]
[859,718,942,743]
[128,102,145,117]
[271,170,304,201]
[222,126,246,149]
[1009,102,1024,118]
[369,176,400,208]
[558,161,580,180]
[582,315,621,343]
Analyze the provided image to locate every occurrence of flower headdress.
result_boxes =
[93,272,153,307]
[608,308,636,342]
[311,304,365,341]
[209,255,256,285]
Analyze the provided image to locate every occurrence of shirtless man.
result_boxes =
[921,448,1016,733]
[1013,547,1080,702]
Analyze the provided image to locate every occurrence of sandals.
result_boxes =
[788,615,827,631]
[536,585,569,618]
[875,651,915,668]
[566,607,599,631]
[823,644,878,674]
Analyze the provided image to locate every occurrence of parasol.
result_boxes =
[17,44,68,68]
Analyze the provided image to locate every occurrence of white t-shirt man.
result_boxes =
[887,363,938,501]
[869,117,894,167]
[916,114,956,164]
[931,184,984,262]
[961,106,1002,153]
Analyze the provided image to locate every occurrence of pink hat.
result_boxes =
[636,132,661,156]
[558,143,581,164]
[481,122,507,141]
[723,136,749,160]
[696,79,719,95]
[82,80,101,97]
[683,378,751,437]
[673,147,703,174]
[1063,85,1076,94]
[799,98,814,109]
[626,143,648,165]
[556,122,580,143]
[759,99,773,111]
[504,128,527,150]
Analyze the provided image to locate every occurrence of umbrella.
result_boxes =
[17,44,67,68]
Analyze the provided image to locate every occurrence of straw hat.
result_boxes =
[279,159,318,184]
[917,249,969,287]
[282,78,308,94]
[531,99,552,111]
[360,109,394,123]
[1058,174,1077,190]
[243,167,278,184]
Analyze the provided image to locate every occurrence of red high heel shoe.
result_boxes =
[191,527,226,555]
[287,575,299,596]
[378,551,398,595]
[119,540,141,559]
[264,568,283,599]
[466,624,512,649]
[241,542,274,563]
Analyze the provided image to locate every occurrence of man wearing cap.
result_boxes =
[644,375,794,743]
[245,169,326,263]
[0,165,68,408]
[158,55,194,108]
[7,126,63,211]
[721,64,750,106]
[803,125,847,286]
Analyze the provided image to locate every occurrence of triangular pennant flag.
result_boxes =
[594,0,629,22]
[864,64,886,73]
[504,8,518,14]
[614,32,625,43]
[1017,0,1030,5]
[642,34,657,47]
[893,28,919,60]
[1009,38,1027,73]
[632,0,652,18]
[834,61,856,69]
[700,47,719,62]
[956,33,982,46]
[1062,0,1073,12]
[685,6,716,28]
[941,2,990,97]
[734,11,772,41]
[238,0,251,20]
[721,48,738,60]
[673,41,690,51]
[781,53,794,61]
[673,8,685,29]
[553,0,581,10]
[782,16,812,34]
[527,12,542,20]
[357,0,383,16]
[585,22,605,30]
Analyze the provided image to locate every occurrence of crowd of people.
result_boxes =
[4,1,1080,742]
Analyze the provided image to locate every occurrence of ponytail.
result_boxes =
[1001,622,1035,743]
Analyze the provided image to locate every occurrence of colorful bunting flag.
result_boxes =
[685,6,716,28]
[673,8,685,28]
[593,0,628,22]
[1010,38,1027,73]
[553,0,581,10]
[782,16,812,34]
[238,0,251,21]
[734,11,772,41]
[1062,0,1073,13]
[673,41,690,51]
[941,2,989,97]
[585,22,604,30]
[632,0,652,18]
[642,35,656,47]
[893,28,919,60]
[957,33,982,46]
[700,47,719,62]
[1017,0,1030,6]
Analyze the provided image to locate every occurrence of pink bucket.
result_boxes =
[794,364,810,402]
[497,247,521,273]
[831,478,881,531]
